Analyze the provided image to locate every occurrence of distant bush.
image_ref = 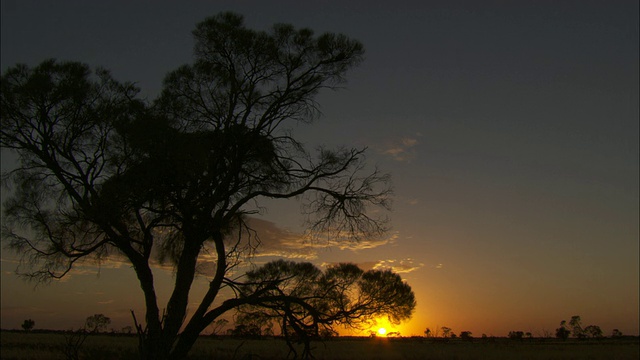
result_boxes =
[21,319,35,332]
[584,325,603,339]
[556,320,570,340]
[85,314,111,333]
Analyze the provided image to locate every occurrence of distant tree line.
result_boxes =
[421,315,626,340]
[555,315,605,340]
[19,313,629,342]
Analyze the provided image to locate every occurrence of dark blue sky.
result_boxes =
[1,0,638,335]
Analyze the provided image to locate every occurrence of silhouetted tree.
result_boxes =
[584,325,603,339]
[555,320,570,340]
[208,319,228,336]
[21,319,35,331]
[508,331,524,340]
[441,327,452,338]
[424,328,432,338]
[231,312,273,338]
[612,329,623,338]
[62,329,88,360]
[85,314,111,333]
[60,313,112,359]
[1,12,391,360]
[230,260,415,357]
[569,315,585,338]
[460,331,473,340]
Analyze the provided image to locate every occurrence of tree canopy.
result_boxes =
[1,12,412,359]
[234,260,415,357]
[85,314,112,333]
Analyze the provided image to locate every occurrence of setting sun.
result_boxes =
[377,328,387,336]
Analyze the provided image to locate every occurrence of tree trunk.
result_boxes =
[168,234,228,359]
[126,253,167,359]
[162,237,202,345]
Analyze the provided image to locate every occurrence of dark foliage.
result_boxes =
[1,12,402,360]
[230,260,416,357]
[21,319,35,332]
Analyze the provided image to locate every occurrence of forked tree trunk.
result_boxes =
[128,256,173,359]
[168,234,229,359]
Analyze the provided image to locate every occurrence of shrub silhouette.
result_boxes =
[21,319,35,332]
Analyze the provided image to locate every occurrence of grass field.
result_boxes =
[1,331,638,359]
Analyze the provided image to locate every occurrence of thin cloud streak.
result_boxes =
[2,216,398,279]
[373,258,424,274]
[246,218,396,259]
[322,258,424,274]
[379,134,421,162]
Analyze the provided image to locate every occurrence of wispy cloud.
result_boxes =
[379,134,421,162]
[405,198,419,205]
[373,258,424,274]
[240,218,319,260]
[323,258,424,274]
[2,217,397,280]
[242,218,396,260]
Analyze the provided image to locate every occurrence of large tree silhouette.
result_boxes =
[1,13,409,359]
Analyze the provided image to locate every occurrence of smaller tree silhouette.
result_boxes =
[584,325,603,339]
[612,329,623,338]
[235,260,415,358]
[555,320,570,340]
[424,327,432,338]
[21,319,35,331]
[230,312,271,338]
[85,314,111,333]
[62,329,88,360]
[441,327,452,338]
[508,331,524,340]
[569,315,585,338]
[208,319,228,336]
[460,331,473,340]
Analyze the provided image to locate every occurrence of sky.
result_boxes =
[1,0,638,337]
